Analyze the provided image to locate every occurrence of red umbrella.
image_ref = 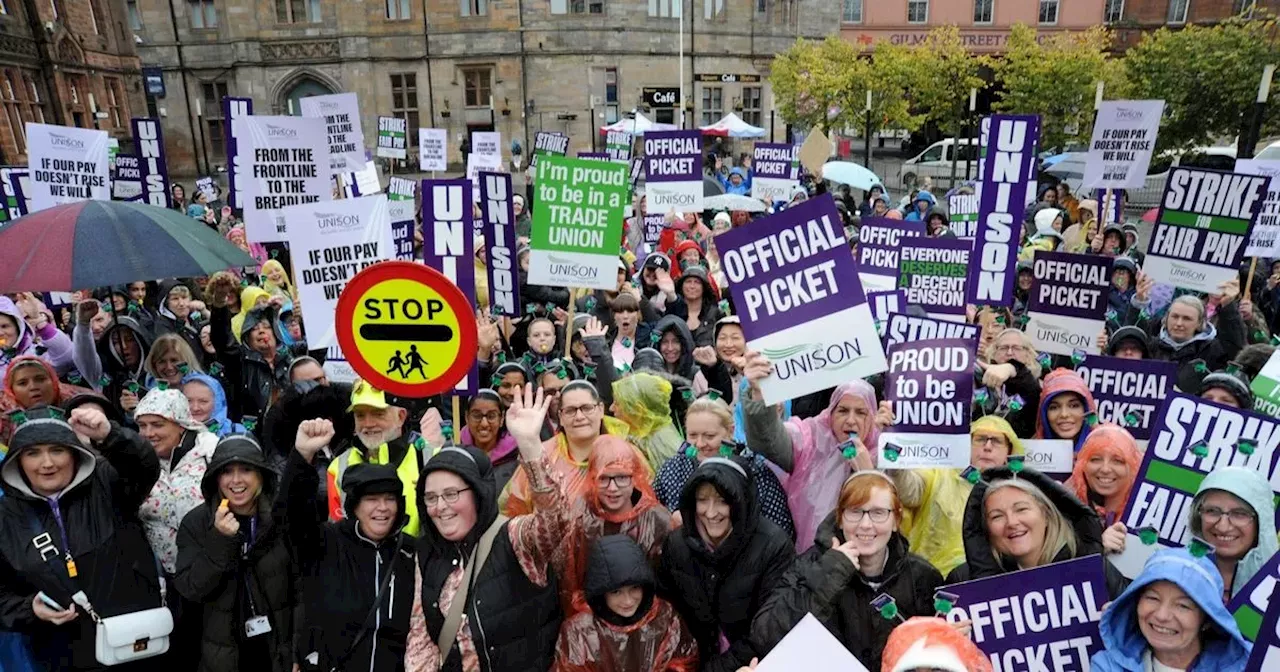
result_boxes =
[1141,207,1159,223]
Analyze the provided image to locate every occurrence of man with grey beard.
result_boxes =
[324,379,427,536]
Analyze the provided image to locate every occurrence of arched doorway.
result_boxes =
[272,70,340,115]
[283,78,334,115]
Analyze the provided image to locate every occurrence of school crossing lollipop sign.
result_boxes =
[335,261,478,397]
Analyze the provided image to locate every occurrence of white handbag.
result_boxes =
[71,573,174,666]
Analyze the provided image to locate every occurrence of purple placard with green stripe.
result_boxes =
[1230,551,1280,642]
[1122,392,1280,555]
[896,236,970,320]
[942,555,1108,669]
[1245,582,1280,669]
[1143,167,1268,294]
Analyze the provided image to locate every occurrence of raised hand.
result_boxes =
[69,407,110,441]
[75,299,99,326]
[477,312,500,354]
[582,316,608,340]
[693,346,718,367]
[874,400,895,429]
[205,272,239,309]
[830,535,860,569]
[743,351,773,388]
[214,501,240,537]
[506,383,551,457]
[1102,521,1127,554]
[295,418,334,461]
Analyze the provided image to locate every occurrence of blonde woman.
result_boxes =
[946,468,1127,598]
[144,333,205,388]
[976,328,1043,438]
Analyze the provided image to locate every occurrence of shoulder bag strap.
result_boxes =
[435,515,509,657]
[327,531,407,671]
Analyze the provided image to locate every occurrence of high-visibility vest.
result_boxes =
[326,442,422,537]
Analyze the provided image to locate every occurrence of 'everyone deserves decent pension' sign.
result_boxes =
[897,236,971,322]
[1143,166,1268,293]
[1113,392,1280,578]
[716,196,886,405]
[855,217,924,293]
[529,155,628,291]
[877,338,977,469]
[943,555,1108,672]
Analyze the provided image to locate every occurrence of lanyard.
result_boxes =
[240,516,260,617]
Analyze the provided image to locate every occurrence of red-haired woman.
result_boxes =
[751,472,943,670]
[1066,423,1142,555]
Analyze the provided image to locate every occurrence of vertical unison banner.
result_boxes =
[967,114,1039,307]
[422,179,479,394]
[480,171,521,318]
[131,117,171,209]
[223,96,253,210]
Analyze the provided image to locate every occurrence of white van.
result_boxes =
[897,138,980,189]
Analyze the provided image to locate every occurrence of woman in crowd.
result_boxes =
[611,372,684,472]
[461,389,521,489]
[752,472,943,669]
[1035,368,1097,449]
[652,396,795,542]
[692,317,745,404]
[556,436,671,613]
[1091,549,1251,672]
[1066,423,1141,526]
[260,260,297,304]
[0,406,164,671]
[2,356,88,418]
[977,328,1042,438]
[502,380,636,516]
[741,352,891,552]
[666,267,721,348]
[230,286,272,344]
[1191,467,1276,600]
[493,361,532,409]
[0,295,74,381]
[894,415,1023,575]
[881,617,993,672]
[947,468,1125,597]
[134,388,218,575]
[656,457,794,672]
[175,435,295,671]
[554,535,699,672]
[282,419,417,672]
[651,316,698,381]
[182,372,246,437]
[145,333,206,389]
[405,385,565,671]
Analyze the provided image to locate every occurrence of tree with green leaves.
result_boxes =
[990,24,1124,152]
[1124,15,1280,154]
[904,26,988,135]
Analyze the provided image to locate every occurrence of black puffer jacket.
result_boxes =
[651,315,697,380]
[210,304,290,421]
[1125,298,1246,394]
[0,420,162,671]
[280,452,416,672]
[415,445,561,672]
[153,279,207,365]
[175,437,295,672]
[656,457,794,672]
[95,315,154,406]
[751,513,942,668]
[945,467,1128,598]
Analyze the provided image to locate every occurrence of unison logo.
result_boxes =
[651,188,695,206]
[267,125,298,138]
[1115,107,1144,122]
[548,255,599,279]
[50,133,85,150]
[765,341,867,379]
[317,213,361,230]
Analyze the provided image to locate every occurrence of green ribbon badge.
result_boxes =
[683,442,697,459]
[1008,455,1025,474]
[961,466,981,484]
[242,416,258,431]
[1188,537,1214,558]
[1008,394,1025,412]
[1238,438,1257,456]
[1137,527,1159,545]
[882,443,901,462]
[1189,440,1209,458]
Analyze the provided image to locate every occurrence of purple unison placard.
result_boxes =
[131,118,171,209]
[1075,356,1176,441]
[421,178,478,394]
[878,337,977,470]
[897,236,971,321]
[882,312,979,351]
[223,96,252,210]
[856,217,925,293]
[1025,251,1113,356]
[1094,188,1126,226]
[479,171,521,318]
[752,143,793,179]
[968,114,1040,307]
[716,195,885,404]
[867,289,906,328]
[1230,550,1280,642]
[111,154,142,202]
[642,213,665,247]
[1245,582,1280,671]
[943,555,1108,670]
[644,130,702,213]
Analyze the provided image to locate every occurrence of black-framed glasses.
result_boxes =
[597,474,633,489]
[1200,506,1255,526]
[560,403,599,418]
[843,507,892,524]
[423,487,471,507]
[467,410,501,424]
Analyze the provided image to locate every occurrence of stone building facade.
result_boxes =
[1106,0,1280,49]
[0,0,146,165]
[131,0,838,179]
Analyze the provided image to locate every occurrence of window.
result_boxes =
[276,0,320,23]
[103,77,124,128]
[390,74,419,161]
[190,0,216,28]
[201,81,227,159]
[649,0,681,18]
[974,0,993,23]
[1104,0,1124,22]
[386,0,409,19]
[569,0,604,13]
[604,67,618,123]
[700,86,722,126]
[1167,0,1189,23]
[459,0,487,15]
[741,86,762,127]
[1,70,47,154]
[127,0,142,29]
[907,0,927,23]
[756,0,766,13]
[920,144,944,163]
[1234,0,1258,14]
[463,69,491,107]
[1038,0,1058,23]
[843,0,861,22]
[703,0,724,19]
[88,0,109,34]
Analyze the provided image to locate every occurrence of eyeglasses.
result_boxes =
[843,507,892,524]
[995,344,1026,354]
[1200,506,1255,526]
[973,435,1007,448]
[597,474,633,489]
[423,487,471,508]
[560,403,599,418]
[467,411,501,424]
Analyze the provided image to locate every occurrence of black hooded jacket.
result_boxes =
[211,304,291,421]
[174,437,295,672]
[665,266,722,348]
[279,451,416,672]
[651,315,697,381]
[944,467,1128,598]
[415,445,561,672]
[656,458,794,672]
[751,513,942,668]
[584,535,656,626]
[0,422,162,671]
[153,279,207,364]
[96,315,154,405]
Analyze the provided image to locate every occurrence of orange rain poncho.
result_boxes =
[880,617,992,672]
[1065,423,1142,521]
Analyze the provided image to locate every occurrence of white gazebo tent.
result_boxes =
[698,112,766,138]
